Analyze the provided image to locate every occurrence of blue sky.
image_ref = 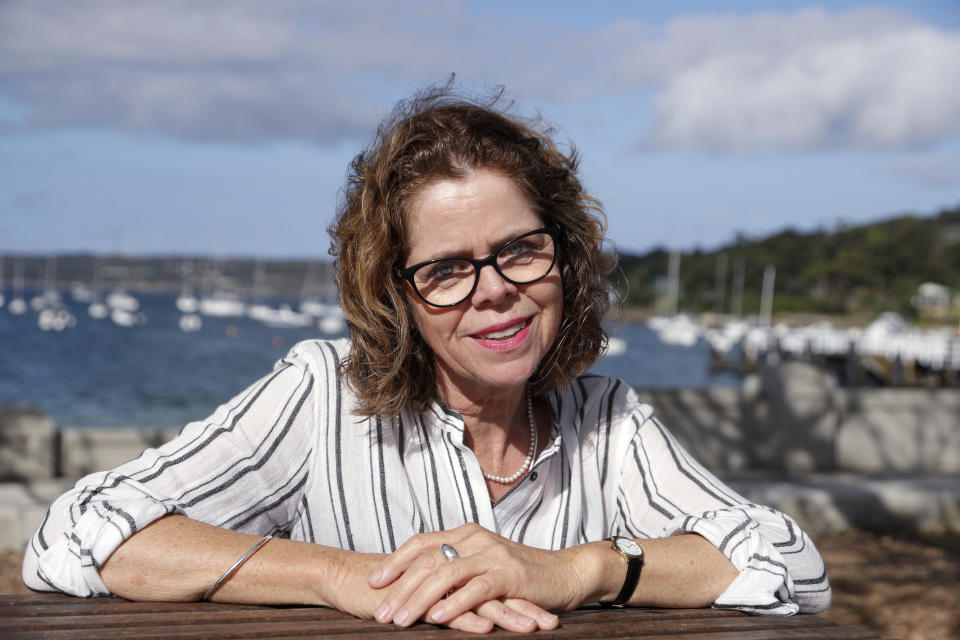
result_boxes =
[1,1,958,258]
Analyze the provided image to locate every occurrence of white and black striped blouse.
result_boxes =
[23,338,830,614]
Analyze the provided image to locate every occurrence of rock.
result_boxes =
[0,406,55,482]
[836,389,960,473]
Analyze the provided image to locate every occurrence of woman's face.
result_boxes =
[403,168,563,400]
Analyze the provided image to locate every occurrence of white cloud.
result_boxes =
[1,2,958,151]
[613,8,960,150]
[0,0,542,143]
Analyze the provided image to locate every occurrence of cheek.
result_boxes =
[408,296,458,346]
[539,277,564,321]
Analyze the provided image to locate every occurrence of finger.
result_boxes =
[431,598,537,634]
[375,550,460,626]
[473,599,539,633]
[427,571,508,626]
[369,533,443,588]
[370,523,487,588]
[502,598,559,630]
[446,610,494,634]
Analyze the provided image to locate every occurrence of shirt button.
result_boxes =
[529,471,538,482]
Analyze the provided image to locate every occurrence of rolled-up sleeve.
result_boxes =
[616,398,831,615]
[22,352,318,596]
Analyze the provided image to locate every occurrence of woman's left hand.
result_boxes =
[368,523,589,631]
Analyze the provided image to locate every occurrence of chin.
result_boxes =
[476,361,541,390]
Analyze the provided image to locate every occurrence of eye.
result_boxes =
[427,262,457,280]
[501,238,539,262]
[419,260,472,287]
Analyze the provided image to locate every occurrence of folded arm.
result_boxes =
[369,523,736,628]
[620,405,831,615]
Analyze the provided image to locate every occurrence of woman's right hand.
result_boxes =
[333,551,554,634]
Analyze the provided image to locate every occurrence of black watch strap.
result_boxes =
[606,536,644,606]
[612,553,642,605]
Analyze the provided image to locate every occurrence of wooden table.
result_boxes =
[2,593,883,639]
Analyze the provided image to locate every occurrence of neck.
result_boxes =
[436,378,533,478]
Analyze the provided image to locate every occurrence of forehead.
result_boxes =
[405,169,541,261]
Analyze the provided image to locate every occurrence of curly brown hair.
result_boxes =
[328,83,613,416]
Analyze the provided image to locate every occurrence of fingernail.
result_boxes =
[517,614,534,626]
[369,569,383,584]
[374,603,390,622]
[431,605,445,622]
[394,608,409,625]
[541,612,558,625]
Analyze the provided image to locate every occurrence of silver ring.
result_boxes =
[440,543,459,561]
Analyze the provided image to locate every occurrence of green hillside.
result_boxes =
[616,203,960,320]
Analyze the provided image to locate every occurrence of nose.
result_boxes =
[470,264,518,306]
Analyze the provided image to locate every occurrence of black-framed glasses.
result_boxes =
[396,227,560,308]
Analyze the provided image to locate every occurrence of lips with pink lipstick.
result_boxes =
[471,317,532,350]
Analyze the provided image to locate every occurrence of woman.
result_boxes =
[23,85,830,634]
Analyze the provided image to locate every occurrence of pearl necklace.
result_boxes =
[482,391,537,484]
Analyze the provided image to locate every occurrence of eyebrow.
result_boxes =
[411,227,542,264]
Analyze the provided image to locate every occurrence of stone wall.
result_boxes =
[2,364,959,551]
[637,362,960,475]
[0,409,180,553]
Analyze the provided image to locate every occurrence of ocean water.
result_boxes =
[0,291,739,428]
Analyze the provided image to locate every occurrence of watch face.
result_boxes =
[615,537,644,558]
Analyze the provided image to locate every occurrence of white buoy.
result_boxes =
[179,313,202,333]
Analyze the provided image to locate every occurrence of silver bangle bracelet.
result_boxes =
[203,535,273,601]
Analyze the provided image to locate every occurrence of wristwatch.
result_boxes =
[604,536,644,606]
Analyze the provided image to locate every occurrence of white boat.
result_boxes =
[604,336,627,357]
[318,308,346,334]
[30,291,62,311]
[37,306,76,331]
[70,284,97,303]
[299,298,330,317]
[199,293,246,317]
[704,318,750,355]
[175,260,199,313]
[106,289,140,312]
[82,260,108,319]
[198,259,247,317]
[299,261,337,317]
[88,302,109,319]
[648,314,700,347]
[176,294,199,313]
[110,307,146,327]
[7,260,27,315]
[250,304,313,328]
[245,259,314,328]
[30,257,61,311]
[8,297,26,315]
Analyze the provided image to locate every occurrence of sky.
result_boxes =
[1,0,959,259]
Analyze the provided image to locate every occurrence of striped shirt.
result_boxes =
[23,338,830,614]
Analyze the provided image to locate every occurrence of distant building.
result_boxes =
[911,282,951,319]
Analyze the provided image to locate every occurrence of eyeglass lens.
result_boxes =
[412,231,556,306]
